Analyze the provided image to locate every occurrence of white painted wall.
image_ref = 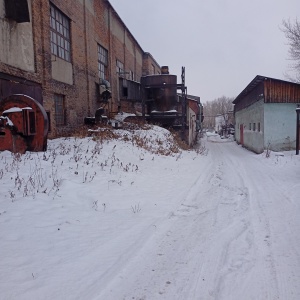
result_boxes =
[235,100,298,153]
[264,103,298,151]
[235,99,264,153]
[0,0,34,72]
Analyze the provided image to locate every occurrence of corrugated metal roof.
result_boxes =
[233,75,300,104]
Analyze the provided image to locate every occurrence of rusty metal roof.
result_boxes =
[233,75,300,104]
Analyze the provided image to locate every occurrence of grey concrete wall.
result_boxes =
[0,0,34,72]
[51,56,73,85]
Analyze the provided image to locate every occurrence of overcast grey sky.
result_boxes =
[109,0,299,103]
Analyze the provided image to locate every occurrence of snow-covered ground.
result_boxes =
[0,127,299,300]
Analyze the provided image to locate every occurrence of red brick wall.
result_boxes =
[1,0,162,137]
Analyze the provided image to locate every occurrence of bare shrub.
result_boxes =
[131,203,141,213]
[266,142,271,158]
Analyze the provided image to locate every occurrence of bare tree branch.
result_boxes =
[281,18,300,82]
[202,96,234,129]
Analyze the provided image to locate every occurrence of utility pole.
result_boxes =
[296,105,300,155]
[181,67,186,141]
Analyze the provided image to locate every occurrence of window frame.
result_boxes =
[50,4,71,62]
[54,94,66,126]
[97,44,108,80]
[116,60,124,77]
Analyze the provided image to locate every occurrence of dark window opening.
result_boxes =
[29,111,36,134]
[123,87,128,97]
[22,109,36,135]
[4,0,30,23]
[46,111,51,132]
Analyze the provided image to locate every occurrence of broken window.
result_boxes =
[4,0,30,23]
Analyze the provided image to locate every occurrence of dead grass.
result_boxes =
[65,122,190,156]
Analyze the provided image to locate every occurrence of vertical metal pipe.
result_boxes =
[83,0,90,115]
[296,106,300,155]
[181,67,186,141]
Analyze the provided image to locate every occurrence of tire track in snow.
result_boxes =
[98,141,259,299]
[187,145,257,300]
[232,151,300,300]
[96,138,299,300]
[220,143,283,300]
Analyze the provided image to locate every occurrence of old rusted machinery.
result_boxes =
[141,66,187,142]
[0,94,48,153]
[141,66,179,126]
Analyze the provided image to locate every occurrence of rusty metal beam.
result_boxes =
[144,83,184,89]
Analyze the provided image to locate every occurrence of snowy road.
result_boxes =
[1,131,300,300]
[98,136,300,300]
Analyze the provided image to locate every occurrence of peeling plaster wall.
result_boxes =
[0,0,34,72]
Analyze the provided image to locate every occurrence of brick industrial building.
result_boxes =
[0,0,163,137]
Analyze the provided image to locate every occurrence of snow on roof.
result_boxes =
[3,107,22,113]
[151,110,177,114]
[0,116,14,126]
[3,106,32,114]
[114,112,136,122]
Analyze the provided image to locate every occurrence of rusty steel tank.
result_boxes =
[0,94,48,153]
[143,66,177,112]
[142,66,178,125]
